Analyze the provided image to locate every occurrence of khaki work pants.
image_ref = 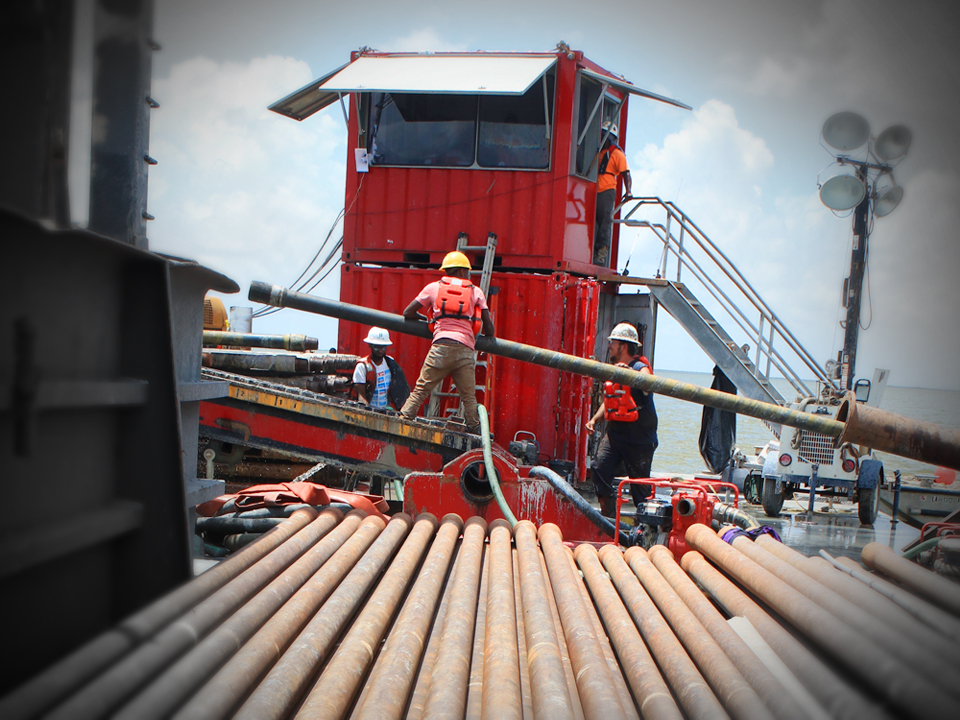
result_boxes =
[400,341,480,432]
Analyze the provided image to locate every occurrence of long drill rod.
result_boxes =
[249,282,960,470]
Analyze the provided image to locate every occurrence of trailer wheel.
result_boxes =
[761,477,784,518]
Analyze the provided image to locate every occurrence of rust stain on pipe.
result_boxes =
[121,510,361,720]
[296,513,443,720]
[481,519,523,720]
[47,507,333,720]
[539,524,627,720]
[513,521,576,720]
[601,546,725,720]
[233,513,413,720]
[647,546,809,720]
[354,514,463,720]
[575,546,680,720]
[743,536,960,698]
[861,540,960,616]
[512,547,535,720]
[623,546,771,720]
[686,525,958,720]
[539,552,585,720]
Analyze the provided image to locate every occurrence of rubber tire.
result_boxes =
[858,480,881,525]
[761,477,784,518]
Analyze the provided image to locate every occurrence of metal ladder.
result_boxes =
[426,232,498,424]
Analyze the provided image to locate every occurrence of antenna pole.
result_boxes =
[841,164,870,391]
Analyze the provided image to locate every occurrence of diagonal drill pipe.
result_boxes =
[249,282,960,469]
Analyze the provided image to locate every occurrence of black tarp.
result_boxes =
[699,366,737,474]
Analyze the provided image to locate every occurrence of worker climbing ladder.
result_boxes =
[426,232,497,428]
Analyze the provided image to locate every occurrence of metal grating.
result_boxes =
[797,431,835,466]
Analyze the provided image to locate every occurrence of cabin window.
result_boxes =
[574,75,623,180]
[367,72,555,170]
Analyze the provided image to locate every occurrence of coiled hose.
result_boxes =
[529,465,632,546]
[478,405,518,527]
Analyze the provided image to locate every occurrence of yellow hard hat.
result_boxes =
[440,251,471,271]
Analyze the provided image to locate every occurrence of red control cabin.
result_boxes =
[271,48,689,484]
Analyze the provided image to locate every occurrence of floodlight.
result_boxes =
[822,112,870,151]
[874,185,903,217]
[874,124,912,160]
[820,175,866,211]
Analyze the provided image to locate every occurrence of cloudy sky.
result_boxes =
[88,0,960,390]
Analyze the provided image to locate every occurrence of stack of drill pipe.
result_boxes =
[686,524,960,720]
[861,540,960,615]
[202,349,359,375]
[21,514,954,720]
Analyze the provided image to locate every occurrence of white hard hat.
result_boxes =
[602,120,619,137]
[608,322,639,344]
[363,327,392,346]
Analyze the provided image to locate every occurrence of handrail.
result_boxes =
[616,197,838,400]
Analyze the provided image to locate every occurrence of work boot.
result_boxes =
[598,494,617,518]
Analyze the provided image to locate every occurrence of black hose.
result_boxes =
[234,503,352,519]
[529,466,632,546]
[195,516,285,535]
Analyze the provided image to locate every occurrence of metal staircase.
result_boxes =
[615,198,840,406]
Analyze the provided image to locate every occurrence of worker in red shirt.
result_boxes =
[400,251,496,433]
[594,121,632,267]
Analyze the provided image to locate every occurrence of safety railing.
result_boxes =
[616,197,838,401]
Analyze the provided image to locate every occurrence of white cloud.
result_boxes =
[147,54,347,343]
[384,28,469,53]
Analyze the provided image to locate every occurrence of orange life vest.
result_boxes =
[428,276,482,335]
[603,357,650,422]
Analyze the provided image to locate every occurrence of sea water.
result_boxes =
[651,370,960,478]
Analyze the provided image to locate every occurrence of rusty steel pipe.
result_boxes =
[353,514,463,720]
[249,283,960,468]
[647,546,809,720]
[832,554,960,642]
[480,519,523,720]
[729,535,960,701]
[202,330,319,351]
[573,546,681,720]
[686,525,958,720]
[680,550,886,720]
[119,510,368,720]
[172,511,380,720]
[539,524,628,720]
[0,508,319,720]
[540,552,586,720]
[46,508,334,720]
[512,548,535,719]
[755,536,960,669]
[420,517,488,720]
[622,546,772,720]
[232,513,414,720]
[291,513,442,720]
[836,394,960,472]
[861,541,960,615]
[567,550,638,720]
[407,532,461,720]
[511,521,577,720]
[599,546,727,720]
[465,543,491,720]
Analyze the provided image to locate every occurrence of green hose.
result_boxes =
[393,478,404,505]
[478,405,518,527]
[901,537,940,559]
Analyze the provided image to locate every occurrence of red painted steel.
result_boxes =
[339,266,599,478]
[340,51,627,272]
[198,399,449,477]
[404,448,608,542]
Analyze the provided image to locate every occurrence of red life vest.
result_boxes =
[603,357,650,422]
[428,276,482,335]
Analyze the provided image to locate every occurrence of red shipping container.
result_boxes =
[339,265,598,480]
